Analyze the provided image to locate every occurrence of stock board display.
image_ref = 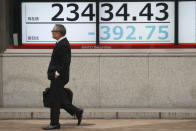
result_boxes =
[22,1,175,46]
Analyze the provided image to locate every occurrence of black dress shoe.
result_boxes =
[76,109,83,126]
[42,124,60,130]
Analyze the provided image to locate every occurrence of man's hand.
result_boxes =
[55,71,60,78]
[55,74,59,79]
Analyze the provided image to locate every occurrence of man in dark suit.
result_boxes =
[43,24,83,130]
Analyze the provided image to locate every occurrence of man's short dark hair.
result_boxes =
[55,24,66,36]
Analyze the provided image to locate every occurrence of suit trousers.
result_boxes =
[50,77,81,126]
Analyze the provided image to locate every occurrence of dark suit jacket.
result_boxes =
[47,37,71,84]
[46,37,72,107]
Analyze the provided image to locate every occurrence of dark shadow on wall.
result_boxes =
[0,0,5,107]
[0,0,19,52]
[0,0,13,107]
[10,0,21,46]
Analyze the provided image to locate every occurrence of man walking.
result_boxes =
[43,24,83,130]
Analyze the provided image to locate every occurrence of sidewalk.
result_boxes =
[0,119,196,131]
[1,108,196,119]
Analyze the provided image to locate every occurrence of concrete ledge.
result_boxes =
[2,49,196,57]
[1,108,196,120]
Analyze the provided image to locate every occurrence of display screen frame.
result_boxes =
[17,0,196,49]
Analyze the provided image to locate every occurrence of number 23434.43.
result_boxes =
[52,3,169,21]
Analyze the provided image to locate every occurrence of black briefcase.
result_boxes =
[43,88,51,107]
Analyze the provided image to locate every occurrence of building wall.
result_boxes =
[1,0,196,108]
[0,0,12,107]
[0,56,2,107]
[0,0,3,107]
[0,0,7,107]
[2,49,196,108]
